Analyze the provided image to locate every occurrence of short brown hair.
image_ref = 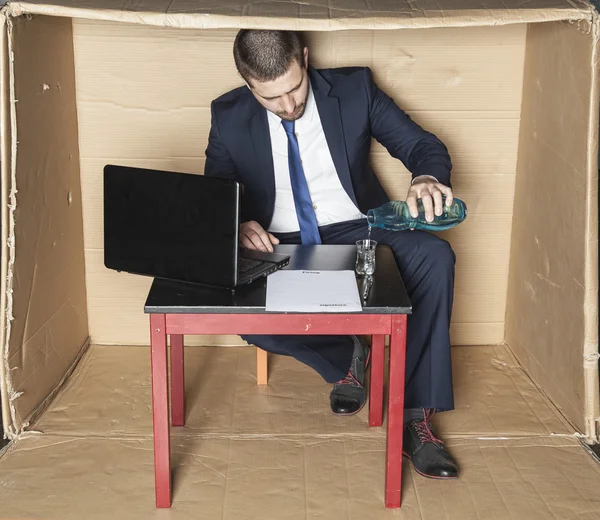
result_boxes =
[233,30,305,84]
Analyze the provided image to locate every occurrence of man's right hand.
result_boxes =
[240,221,280,253]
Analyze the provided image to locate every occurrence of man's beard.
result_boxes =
[276,101,307,122]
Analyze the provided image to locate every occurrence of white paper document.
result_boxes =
[266,270,362,312]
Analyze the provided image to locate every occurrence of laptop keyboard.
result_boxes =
[238,257,264,273]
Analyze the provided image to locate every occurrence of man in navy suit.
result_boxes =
[205,30,458,479]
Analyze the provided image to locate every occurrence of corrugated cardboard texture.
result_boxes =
[4,15,89,435]
[1,345,598,520]
[506,21,596,436]
[73,20,526,347]
[6,0,594,30]
[36,345,572,438]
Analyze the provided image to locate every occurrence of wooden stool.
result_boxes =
[256,347,268,385]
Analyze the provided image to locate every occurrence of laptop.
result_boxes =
[103,164,290,288]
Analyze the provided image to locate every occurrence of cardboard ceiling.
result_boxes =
[5,0,595,29]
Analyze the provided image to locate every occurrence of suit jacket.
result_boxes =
[204,66,452,230]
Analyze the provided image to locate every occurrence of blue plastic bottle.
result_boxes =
[366,196,467,232]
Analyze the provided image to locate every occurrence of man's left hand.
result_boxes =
[406,175,454,222]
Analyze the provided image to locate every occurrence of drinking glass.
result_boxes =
[355,239,377,276]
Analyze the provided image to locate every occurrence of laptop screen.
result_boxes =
[103,165,240,285]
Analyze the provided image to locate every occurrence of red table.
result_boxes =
[145,244,411,509]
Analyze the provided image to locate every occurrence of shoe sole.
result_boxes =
[402,452,458,480]
[331,400,366,417]
[331,344,371,417]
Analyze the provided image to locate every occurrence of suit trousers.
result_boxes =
[242,218,456,412]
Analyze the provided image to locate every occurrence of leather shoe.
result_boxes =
[330,337,370,415]
[403,411,458,479]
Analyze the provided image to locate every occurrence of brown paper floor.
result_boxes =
[34,344,572,438]
[1,345,599,520]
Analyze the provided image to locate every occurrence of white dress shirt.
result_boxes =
[266,82,365,233]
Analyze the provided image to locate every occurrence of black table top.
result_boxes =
[144,244,411,314]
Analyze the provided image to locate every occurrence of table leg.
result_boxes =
[386,314,407,509]
[150,314,171,508]
[170,334,185,426]
[369,334,385,427]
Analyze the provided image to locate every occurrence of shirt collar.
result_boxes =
[266,77,315,131]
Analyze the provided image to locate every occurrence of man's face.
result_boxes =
[247,48,310,121]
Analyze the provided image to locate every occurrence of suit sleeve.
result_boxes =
[204,101,238,179]
[364,68,452,187]
[204,102,254,222]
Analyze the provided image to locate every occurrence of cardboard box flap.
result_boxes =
[1,13,89,437]
[507,20,600,440]
[0,15,12,437]
[5,0,594,29]
[583,20,600,440]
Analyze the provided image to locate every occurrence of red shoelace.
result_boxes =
[335,345,369,388]
[336,372,362,387]
[414,409,443,445]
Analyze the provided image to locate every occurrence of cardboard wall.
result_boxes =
[73,20,526,347]
[0,16,12,432]
[506,20,599,436]
[2,15,88,435]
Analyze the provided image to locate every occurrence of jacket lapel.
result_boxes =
[309,68,358,206]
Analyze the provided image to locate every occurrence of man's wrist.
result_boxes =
[411,175,439,185]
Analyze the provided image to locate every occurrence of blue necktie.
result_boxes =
[281,119,322,244]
